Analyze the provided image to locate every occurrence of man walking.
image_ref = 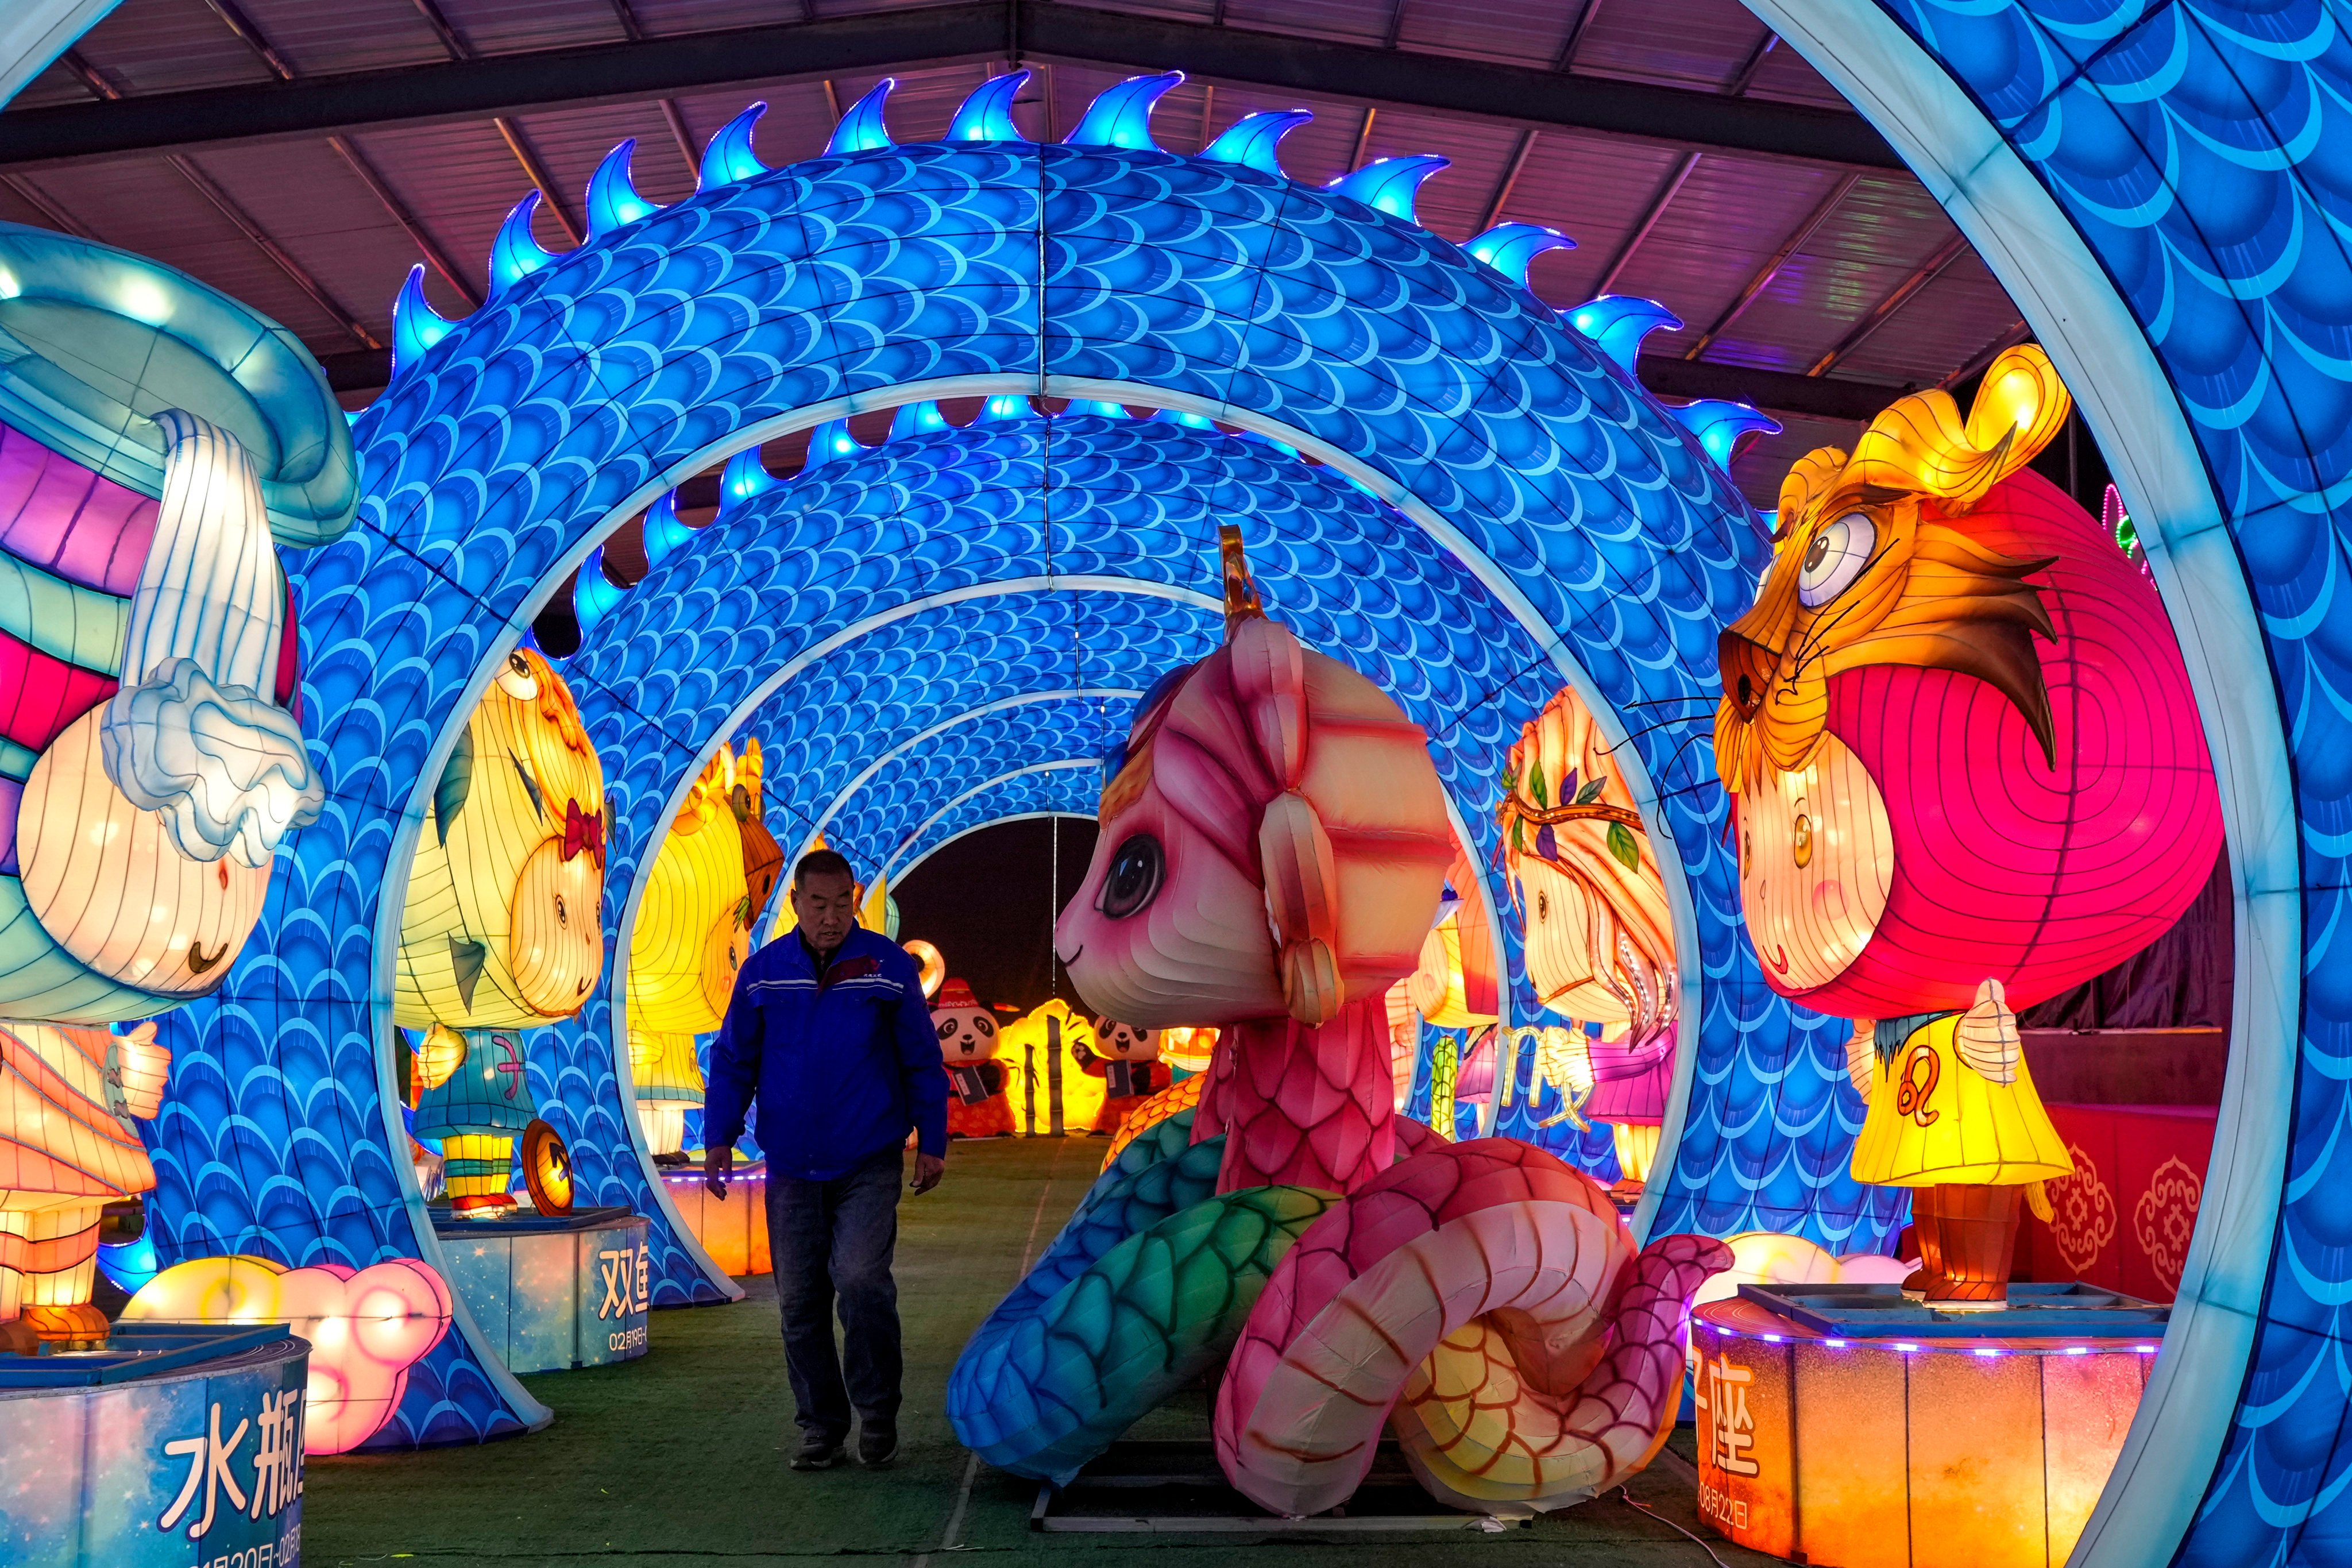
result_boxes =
[705,848,948,1471]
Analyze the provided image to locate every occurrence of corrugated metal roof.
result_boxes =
[2,0,2062,513]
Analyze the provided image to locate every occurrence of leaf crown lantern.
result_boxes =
[1496,688,1674,1039]
[1056,525,1454,1030]
[1712,345,2223,1019]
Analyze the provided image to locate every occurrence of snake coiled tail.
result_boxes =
[1214,1138,1731,1517]
[947,1107,1336,1482]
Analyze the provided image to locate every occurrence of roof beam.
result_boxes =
[0,2,1903,171]
[315,346,1901,423]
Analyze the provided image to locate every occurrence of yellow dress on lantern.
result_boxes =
[1848,1015,2073,1187]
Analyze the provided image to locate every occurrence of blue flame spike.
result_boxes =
[1067,72,1184,152]
[586,140,660,239]
[803,418,865,470]
[391,265,457,376]
[888,401,950,439]
[827,80,897,155]
[700,102,768,190]
[1328,156,1450,223]
[950,70,1029,142]
[489,191,559,298]
[1566,295,1683,373]
[718,447,779,516]
[1464,223,1577,288]
[573,546,627,635]
[641,489,695,570]
[1202,110,1313,176]
[1064,399,1129,419]
[1671,400,1781,468]
[974,393,1035,424]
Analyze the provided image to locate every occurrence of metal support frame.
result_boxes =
[1682,169,1859,360]
[1592,150,1700,298]
[1805,228,1969,376]
[0,3,1902,171]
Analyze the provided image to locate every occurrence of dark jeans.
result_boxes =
[766,1146,903,1439]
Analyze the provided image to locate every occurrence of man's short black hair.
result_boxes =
[794,848,856,887]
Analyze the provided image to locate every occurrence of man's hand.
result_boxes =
[704,1141,734,1198]
[910,1152,945,1195]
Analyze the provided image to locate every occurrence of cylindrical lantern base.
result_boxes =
[1906,1183,2022,1310]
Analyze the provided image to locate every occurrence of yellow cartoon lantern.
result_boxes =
[998,1000,1103,1135]
[396,648,608,1214]
[628,744,752,1157]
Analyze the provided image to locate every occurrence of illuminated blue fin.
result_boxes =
[574,547,627,636]
[951,71,1029,142]
[1202,110,1312,176]
[803,418,864,470]
[1328,156,1449,222]
[489,191,558,299]
[827,80,896,155]
[1566,296,1683,372]
[974,393,1036,424]
[391,265,456,376]
[1464,223,1576,288]
[719,447,778,516]
[888,400,949,438]
[1067,72,1184,152]
[642,490,694,569]
[1157,408,1216,430]
[586,140,659,238]
[1064,399,1129,419]
[1671,400,1780,468]
[700,102,768,190]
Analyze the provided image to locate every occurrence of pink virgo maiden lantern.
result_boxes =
[1031,527,1731,1515]
[1056,525,1457,1192]
[1714,345,2223,1306]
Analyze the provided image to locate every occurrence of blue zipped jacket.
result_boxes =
[704,925,949,1181]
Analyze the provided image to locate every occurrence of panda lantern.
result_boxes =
[1077,1018,1165,1134]
[934,979,1013,1138]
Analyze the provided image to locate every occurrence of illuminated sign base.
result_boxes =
[0,1323,308,1567]
[1691,1288,2162,1567]
[658,1167,770,1279]
[428,1207,651,1376]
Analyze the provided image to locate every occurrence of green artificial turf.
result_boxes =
[304,1137,1768,1567]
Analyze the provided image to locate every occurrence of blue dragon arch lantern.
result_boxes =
[550,404,1718,1303]
[153,66,1869,1442]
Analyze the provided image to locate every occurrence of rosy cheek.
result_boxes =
[1812,878,1848,923]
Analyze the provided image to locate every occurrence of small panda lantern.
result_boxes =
[1080,1018,1165,1135]
[934,978,1013,1138]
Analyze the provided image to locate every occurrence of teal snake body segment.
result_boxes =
[945,1108,1335,1482]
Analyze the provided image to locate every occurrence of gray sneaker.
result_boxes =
[856,1422,898,1469]
[791,1431,845,1471]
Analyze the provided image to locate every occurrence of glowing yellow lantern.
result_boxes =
[998,1000,1103,1135]
[627,744,751,1156]
[396,648,608,1213]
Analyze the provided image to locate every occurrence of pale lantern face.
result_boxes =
[507,837,605,1015]
[18,709,271,998]
[934,1006,998,1063]
[1736,732,1895,994]
[700,907,747,1017]
[1512,858,1624,1024]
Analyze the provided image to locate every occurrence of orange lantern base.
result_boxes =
[1691,1289,2161,1568]
[662,1163,771,1277]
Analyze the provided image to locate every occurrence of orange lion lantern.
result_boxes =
[1715,346,2223,1306]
